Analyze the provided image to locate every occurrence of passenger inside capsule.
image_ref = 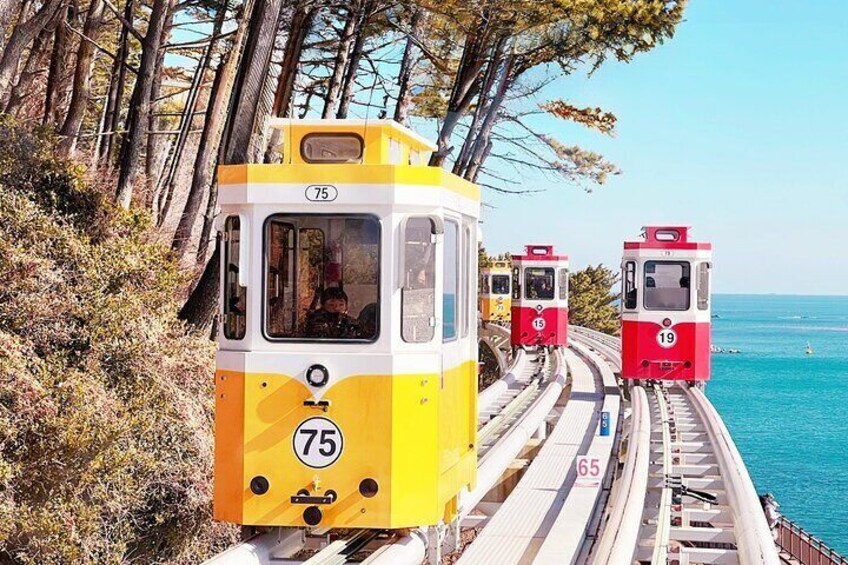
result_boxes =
[305,287,362,339]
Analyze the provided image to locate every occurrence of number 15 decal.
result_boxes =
[293,417,344,468]
[305,185,338,202]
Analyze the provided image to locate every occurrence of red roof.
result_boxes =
[512,244,569,262]
[624,226,712,250]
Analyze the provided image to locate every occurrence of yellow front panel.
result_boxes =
[241,373,395,527]
[213,361,477,529]
[481,297,511,322]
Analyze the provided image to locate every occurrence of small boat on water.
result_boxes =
[805,341,814,355]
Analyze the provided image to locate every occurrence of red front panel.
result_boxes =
[621,320,711,381]
[510,306,568,347]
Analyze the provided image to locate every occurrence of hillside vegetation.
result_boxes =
[0,119,236,563]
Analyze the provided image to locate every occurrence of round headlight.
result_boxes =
[306,364,329,387]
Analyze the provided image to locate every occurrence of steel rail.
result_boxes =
[650,386,673,565]
[592,385,650,564]
[477,348,528,417]
[568,328,622,373]
[559,328,781,565]
[479,323,512,376]
[466,349,563,508]
[479,336,507,376]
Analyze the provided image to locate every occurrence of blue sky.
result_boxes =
[479,1,848,295]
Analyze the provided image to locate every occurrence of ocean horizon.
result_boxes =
[706,293,848,553]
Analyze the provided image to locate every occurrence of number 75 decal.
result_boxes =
[293,417,344,468]
[305,185,338,202]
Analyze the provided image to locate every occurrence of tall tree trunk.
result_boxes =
[145,10,176,201]
[336,0,373,119]
[4,23,54,115]
[453,36,505,175]
[463,54,514,181]
[98,0,134,167]
[175,0,258,260]
[0,0,64,99]
[222,0,284,165]
[158,0,229,231]
[180,0,285,330]
[270,4,313,118]
[428,14,491,167]
[42,2,73,126]
[115,0,175,209]
[179,236,221,331]
[263,4,315,162]
[195,170,218,261]
[393,8,422,124]
[249,55,278,163]
[58,0,106,157]
[0,1,21,51]
[321,1,359,119]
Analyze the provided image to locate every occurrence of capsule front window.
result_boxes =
[263,214,380,342]
[643,260,691,311]
[524,267,555,300]
[492,275,510,295]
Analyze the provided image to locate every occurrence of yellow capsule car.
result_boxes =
[213,120,479,530]
[479,261,512,324]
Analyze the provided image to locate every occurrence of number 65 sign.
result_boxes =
[575,455,602,487]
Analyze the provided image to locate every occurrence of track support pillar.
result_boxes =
[425,524,444,565]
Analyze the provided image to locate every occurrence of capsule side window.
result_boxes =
[481,273,491,295]
[558,268,569,301]
[623,261,637,310]
[223,216,246,340]
[512,268,520,300]
[401,217,437,343]
[697,262,711,310]
[461,223,472,338]
[443,220,459,342]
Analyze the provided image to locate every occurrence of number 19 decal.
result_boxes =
[293,417,344,468]
[657,328,677,349]
[305,185,338,202]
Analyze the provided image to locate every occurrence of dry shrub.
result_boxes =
[0,117,238,563]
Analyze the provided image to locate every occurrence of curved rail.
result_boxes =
[479,323,512,376]
[651,386,673,564]
[477,348,527,417]
[592,385,650,564]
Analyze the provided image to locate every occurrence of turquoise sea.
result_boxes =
[707,294,848,554]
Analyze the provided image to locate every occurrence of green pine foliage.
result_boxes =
[0,117,238,563]
[568,264,620,336]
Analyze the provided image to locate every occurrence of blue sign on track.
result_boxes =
[599,411,611,437]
